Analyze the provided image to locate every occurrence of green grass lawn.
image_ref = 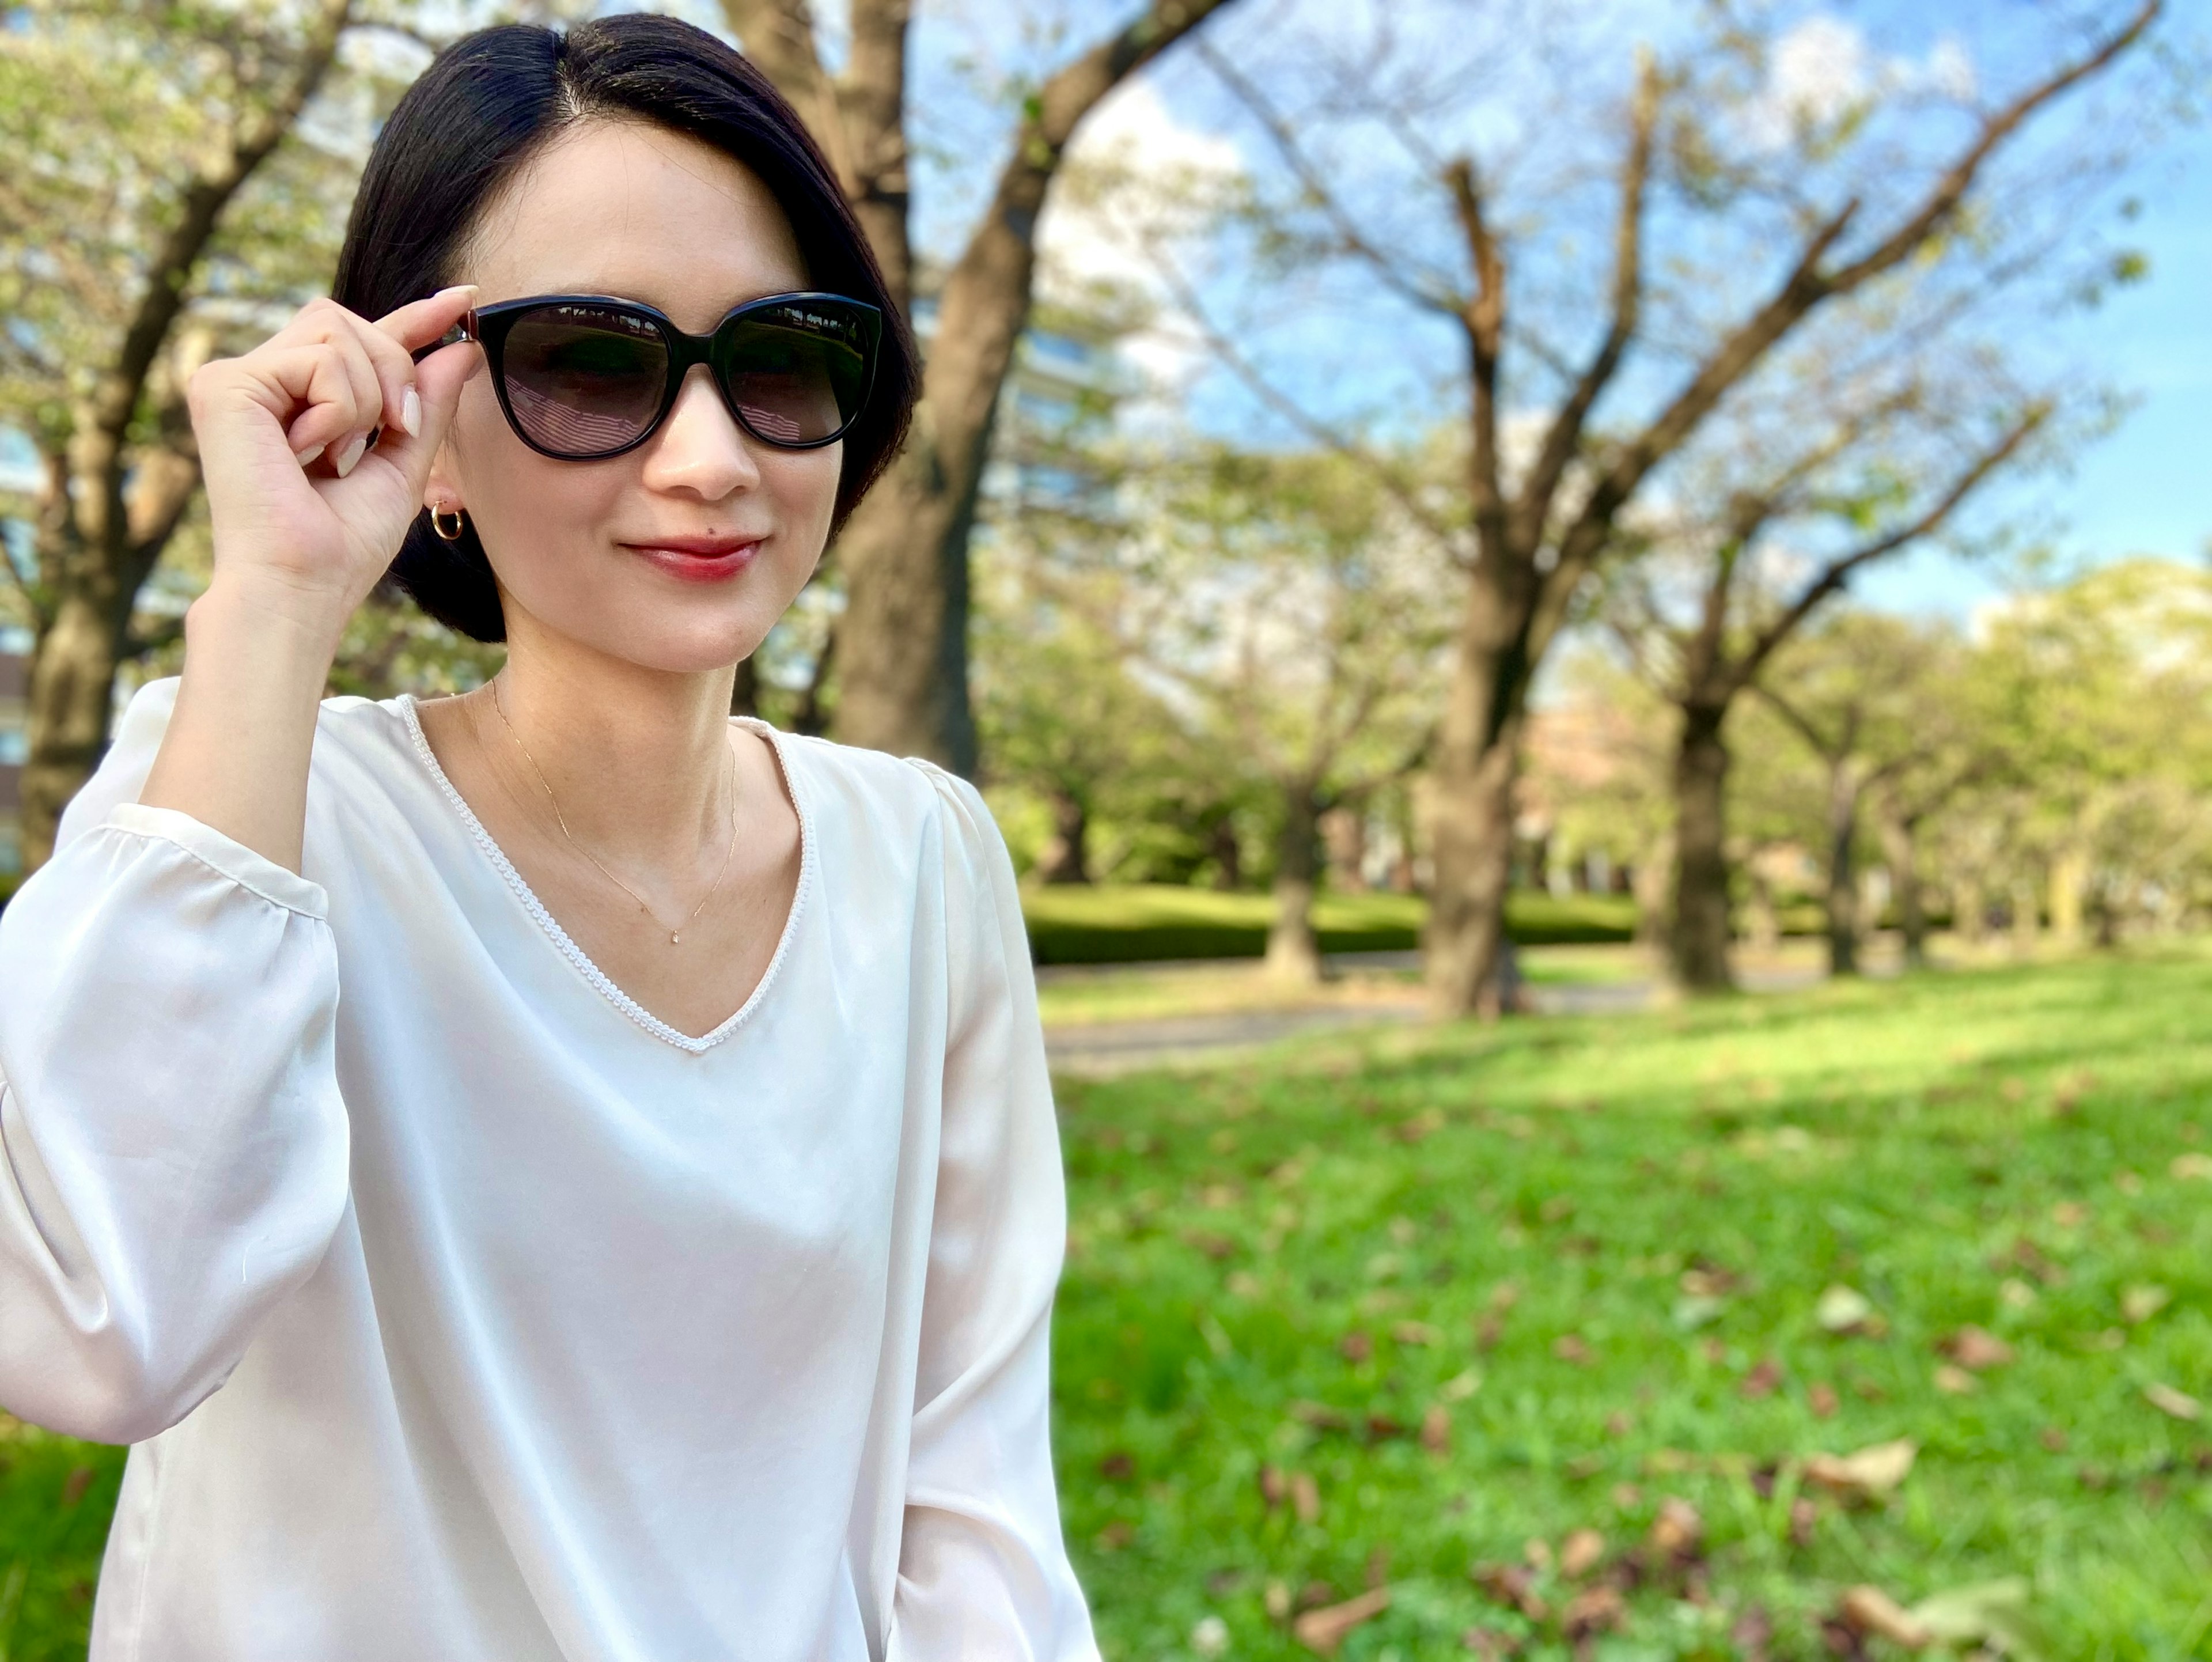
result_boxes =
[1052,949,2212,1659]
[1023,885,1639,964]
[2,952,2208,1657]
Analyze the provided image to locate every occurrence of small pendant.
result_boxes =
[670,932,680,945]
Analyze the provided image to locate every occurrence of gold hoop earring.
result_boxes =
[430,503,466,542]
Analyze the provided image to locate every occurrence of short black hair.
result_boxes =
[331,14,918,643]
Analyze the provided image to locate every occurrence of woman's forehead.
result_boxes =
[463,120,808,315]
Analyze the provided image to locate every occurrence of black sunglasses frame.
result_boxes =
[412,290,884,461]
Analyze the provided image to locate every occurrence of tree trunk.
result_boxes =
[1266,779,1322,985]
[2048,843,2088,947]
[1319,804,1368,892]
[1037,786,1090,885]
[1824,763,1860,978]
[2010,877,2040,956]
[1744,861,1779,956]
[1873,804,1927,970]
[1425,721,1521,1018]
[20,592,127,871]
[1668,702,1733,991]
[1425,536,1537,1018]
[1632,829,1673,952]
[1207,813,1242,891]
[1953,874,1985,947]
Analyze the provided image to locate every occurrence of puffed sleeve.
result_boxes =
[0,677,349,1444]
[890,764,1098,1660]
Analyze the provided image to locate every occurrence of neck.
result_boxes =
[479,616,739,870]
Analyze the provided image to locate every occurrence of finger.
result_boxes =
[359,337,480,493]
[328,305,428,453]
[374,283,480,358]
[250,343,371,459]
[301,328,387,476]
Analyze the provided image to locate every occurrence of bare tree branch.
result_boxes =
[1194,36,1463,316]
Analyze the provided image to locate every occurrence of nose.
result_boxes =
[637,363,763,499]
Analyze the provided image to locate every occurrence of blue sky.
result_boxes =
[1858,117,2212,616]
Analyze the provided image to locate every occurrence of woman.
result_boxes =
[0,14,1097,1658]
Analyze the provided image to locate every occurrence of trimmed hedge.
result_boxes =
[1020,884,1635,966]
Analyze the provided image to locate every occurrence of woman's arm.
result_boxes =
[141,286,479,870]
[891,764,1099,1660]
[0,288,479,1440]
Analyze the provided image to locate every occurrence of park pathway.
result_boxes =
[1039,950,1854,1077]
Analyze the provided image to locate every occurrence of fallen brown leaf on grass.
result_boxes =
[1291,1587,1390,1656]
[1470,1562,1547,1621]
[1339,1330,1373,1364]
[1393,1320,1442,1346]
[1290,1401,1351,1431]
[1094,1520,1134,1551]
[1648,1496,1703,1557]
[1802,1438,1916,1504]
[1181,1230,1236,1260]
[1552,1334,1594,1366]
[1934,1364,1978,1395]
[1940,1326,2014,1369]
[2051,1201,2088,1228]
[1461,1628,1517,1659]
[1098,1451,1135,1481]
[1740,1356,1783,1399]
[1421,1404,1452,1453]
[1293,1471,1323,1522]
[2145,1383,2202,1422]
[1808,1381,1840,1418]
[1558,1527,1605,1577]
[1838,1584,1931,1647]
[1562,1585,1626,1640]
[2039,1425,2069,1452]
[2171,1152,2212,1181]
[1259,1465,1288,1508]
[1522,1537,1553,1571]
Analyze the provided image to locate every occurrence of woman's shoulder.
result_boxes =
[749,724,1002,858]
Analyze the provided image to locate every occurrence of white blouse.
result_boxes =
[0,677,1098,1661]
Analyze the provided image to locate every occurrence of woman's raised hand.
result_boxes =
[185,285,483,643]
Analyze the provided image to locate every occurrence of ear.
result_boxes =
[421,437,463,516]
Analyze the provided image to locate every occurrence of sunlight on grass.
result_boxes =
[1052,951,2212,1659]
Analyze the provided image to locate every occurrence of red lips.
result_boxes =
[619,535,762,585]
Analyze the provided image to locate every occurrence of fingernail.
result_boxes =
[401,385,421,437]
[433,283,479,301]
[296,441,326,467]
[333,432,369,478]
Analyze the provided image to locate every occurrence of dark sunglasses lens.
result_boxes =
[500,304,669,456]
[717,302,873,446]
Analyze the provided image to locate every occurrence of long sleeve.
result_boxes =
[889,764,1097,1660]
[0,678,350,1444]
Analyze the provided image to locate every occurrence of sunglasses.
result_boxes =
[409,290,882,460]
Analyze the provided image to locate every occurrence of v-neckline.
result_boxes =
[394,693,814,1055]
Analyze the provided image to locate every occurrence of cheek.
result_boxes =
[759,445,842,544]
[449,383,623,571]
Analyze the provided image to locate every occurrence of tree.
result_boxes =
[1755,611,1959,976]
[1067,442,1450,982]
[1596,362,2048,990]
[1141,1,2165,1013]
[0,0,495,869]
[719,0,1244,774]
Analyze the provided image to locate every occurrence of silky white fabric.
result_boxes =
[0,676,1097,1661]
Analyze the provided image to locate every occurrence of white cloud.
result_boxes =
[1743,14,1979,150]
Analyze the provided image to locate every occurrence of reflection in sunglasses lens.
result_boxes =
[503,304,668,456]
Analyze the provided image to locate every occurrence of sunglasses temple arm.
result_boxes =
[408,313,479,364]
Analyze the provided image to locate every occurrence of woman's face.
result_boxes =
[425,120,841,673]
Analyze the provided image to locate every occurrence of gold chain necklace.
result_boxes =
[486,676,738,947]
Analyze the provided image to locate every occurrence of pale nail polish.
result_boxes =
[333,432,369,478]
[297,442,326,468]
[401,386,421,438]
